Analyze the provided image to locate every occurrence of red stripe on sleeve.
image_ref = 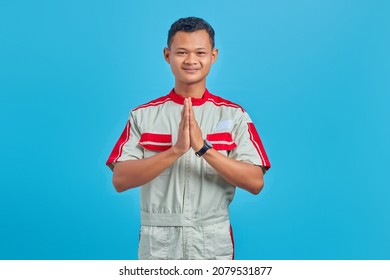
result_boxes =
[247,122,271,169]
[106,121,131,165]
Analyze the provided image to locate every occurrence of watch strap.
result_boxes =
[195,140,212,157]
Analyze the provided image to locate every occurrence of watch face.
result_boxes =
[205,140,213,148]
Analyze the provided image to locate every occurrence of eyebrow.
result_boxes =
[175,47,208,51]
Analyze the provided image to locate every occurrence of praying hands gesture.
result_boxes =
[113,98,264,194]
[173,98,204,155]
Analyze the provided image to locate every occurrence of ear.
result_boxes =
[163,47,171,64]
[211,48,219,64]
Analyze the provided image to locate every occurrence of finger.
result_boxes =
[189,99,194,118]
[179,111,184,131]
[185,98,191,113]
[189,99,197,127]
[180,98,189,128]
[181,100,186,120]
[183,98,190,130]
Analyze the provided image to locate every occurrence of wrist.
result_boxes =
[193,141,204,152]
[192,135,206,151]
[170,145,186,157]
[195,139,213,157]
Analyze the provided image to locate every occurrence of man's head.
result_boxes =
[167,17,215,49]
[164,17,218,90]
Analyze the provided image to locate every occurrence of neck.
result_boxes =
[174,81,206,98]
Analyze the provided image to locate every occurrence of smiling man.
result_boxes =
[106,17,271,260]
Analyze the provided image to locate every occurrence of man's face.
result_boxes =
[164,30,218,87]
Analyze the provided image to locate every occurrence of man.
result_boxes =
[106,17,271,260]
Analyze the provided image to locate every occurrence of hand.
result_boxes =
[173,98,191,155]
[188,98,204,152]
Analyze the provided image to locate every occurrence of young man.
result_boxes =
[106,17,271,260]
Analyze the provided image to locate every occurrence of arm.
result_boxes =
[112,99,191,192]
[188,99,264,195]
[113,147,183,192]
[202,150,264,194]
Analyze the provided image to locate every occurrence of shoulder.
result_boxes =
[206,92,246,113]
[132,94,172,112]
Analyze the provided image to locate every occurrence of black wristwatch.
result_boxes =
[195,140,213,157]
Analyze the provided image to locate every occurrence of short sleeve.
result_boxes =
[229,112,271,171]
[106,111,143,171]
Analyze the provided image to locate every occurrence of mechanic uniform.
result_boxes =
[106,89,271,260]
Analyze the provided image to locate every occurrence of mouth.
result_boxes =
[183,68,199,74]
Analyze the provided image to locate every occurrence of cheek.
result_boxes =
[170,62,182,76]
[201,57,213,65]
[201,60,212,69]
[170,58,183,68]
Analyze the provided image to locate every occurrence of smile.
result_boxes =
[183,68,199,73]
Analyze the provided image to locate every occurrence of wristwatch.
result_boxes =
[195,140,213,157]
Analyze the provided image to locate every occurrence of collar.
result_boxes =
[168,88,210,106]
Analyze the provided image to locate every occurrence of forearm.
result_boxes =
[202,149,264,194]
[186,99,263,194]
[112,147,183,192]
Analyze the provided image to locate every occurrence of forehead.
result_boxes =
[170,30,212,50]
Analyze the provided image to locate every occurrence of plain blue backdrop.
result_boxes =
[1,0,389,259]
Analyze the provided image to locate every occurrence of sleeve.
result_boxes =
[229,112,271,171]
[106,111,143,171]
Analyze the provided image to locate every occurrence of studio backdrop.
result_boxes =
[0,0,389,259]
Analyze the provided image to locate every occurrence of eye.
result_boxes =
[177,51,187,55]
[197,52,206,56]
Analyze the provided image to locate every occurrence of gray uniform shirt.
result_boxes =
[107,89,271,259]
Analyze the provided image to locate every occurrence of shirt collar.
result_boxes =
[168,88,210,106]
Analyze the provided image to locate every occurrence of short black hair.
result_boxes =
[167,17,215,48]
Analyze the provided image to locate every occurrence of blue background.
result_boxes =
[1,0,389,259]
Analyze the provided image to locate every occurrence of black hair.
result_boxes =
[167,17,215,48]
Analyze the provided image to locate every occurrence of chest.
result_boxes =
[137,105,236,139]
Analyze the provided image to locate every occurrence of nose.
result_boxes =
[184,52,198,64]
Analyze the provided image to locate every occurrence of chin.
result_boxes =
[184,80,204,86]
[182,76,205,84]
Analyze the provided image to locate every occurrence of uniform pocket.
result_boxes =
[139,132,172,175]
[205,132,236,175]
[206,132,237,151]
[204,220,234,260]
[138,226,169,260]
[139,133,172,151]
